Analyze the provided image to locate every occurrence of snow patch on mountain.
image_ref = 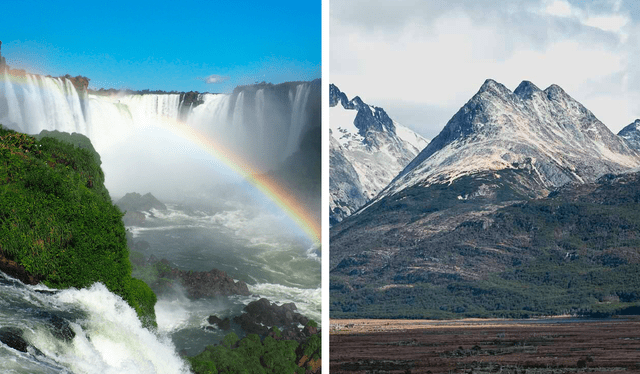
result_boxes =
[329,84,429,223]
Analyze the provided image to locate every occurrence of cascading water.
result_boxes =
[0,273,190,374]
[0,72,321,372]
[2,73,88,136]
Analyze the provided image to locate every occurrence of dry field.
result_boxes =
[330,318,640,373]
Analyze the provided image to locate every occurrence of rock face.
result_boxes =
[0,251,43,285]
[116,192,167,212]
[55,74,90,94]
[116,192,167,226]
[329,84,429,224]
[330,80,640,319]
[618,119,640,150]
[178,91,204,120]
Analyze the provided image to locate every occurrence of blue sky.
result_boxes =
[1,0,320,92]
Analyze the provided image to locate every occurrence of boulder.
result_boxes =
[154,259,251,298]
[0,327,28,352]
[206,315,231,330]
[232,298,313,342]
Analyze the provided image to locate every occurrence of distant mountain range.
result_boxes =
[329,84,428,224]
[330,79,640,319]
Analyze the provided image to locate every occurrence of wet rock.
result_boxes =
[37,312,75,342]
[134,241,151,251]
[0,327,28,352]
[233,298,313,342]
[0,250,43,285]
[154,259,251,298]
[207,315,231,330]
[122,211,146,226]
[116,192,167,212]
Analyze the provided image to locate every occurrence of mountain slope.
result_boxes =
[330,79,640,319]
[331,170,640,318]
[329,84,429,224]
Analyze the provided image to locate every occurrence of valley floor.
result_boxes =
[330,318,640,373]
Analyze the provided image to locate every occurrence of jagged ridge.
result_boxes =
[373,79,640,206]
[329,84,429,224]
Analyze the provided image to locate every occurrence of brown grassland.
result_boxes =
[330,318,640,373]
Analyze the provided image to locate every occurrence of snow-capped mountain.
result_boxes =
[619,119,640,150]
[329,83,429,224]
[370,79,640,207]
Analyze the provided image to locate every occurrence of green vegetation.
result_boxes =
[187,329,321,374]
[0,126,156,326]
[331,263,640,319]
[35,129,102,168]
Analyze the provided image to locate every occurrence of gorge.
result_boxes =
[0,44,321,373]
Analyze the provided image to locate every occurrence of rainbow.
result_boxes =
[140,115,321,245]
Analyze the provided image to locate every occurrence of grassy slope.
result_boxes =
[0,126,156,326]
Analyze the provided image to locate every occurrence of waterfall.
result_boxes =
[5,74,88,135]
[288,83,312,158]
[2,69,22,126]
[0,75,318,174]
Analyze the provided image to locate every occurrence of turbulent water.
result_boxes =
[0,71,321,372]
[0,273,190,374]
[129,197,321,356]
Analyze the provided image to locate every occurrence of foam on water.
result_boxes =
[0,273,190,374]
[46,284,189,374]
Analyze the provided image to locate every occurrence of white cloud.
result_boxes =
[200,74,229,84]
[544,0,574,17]
[331,0,639,135]
[583,14,629,34]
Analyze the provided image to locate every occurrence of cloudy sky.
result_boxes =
[331,0,640,138]
[1,0,320,92]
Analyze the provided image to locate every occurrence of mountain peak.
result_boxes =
[544,84,569,101]
[626,119,640,129]
[329,83,429,223]
[330,83,350,108]
[478,79,509,95]
[618,119,640,150]
[514,80,542,99]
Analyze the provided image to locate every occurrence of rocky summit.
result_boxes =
[330,79,640,319]
[329,84,429,224]
[618,119,640,151]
